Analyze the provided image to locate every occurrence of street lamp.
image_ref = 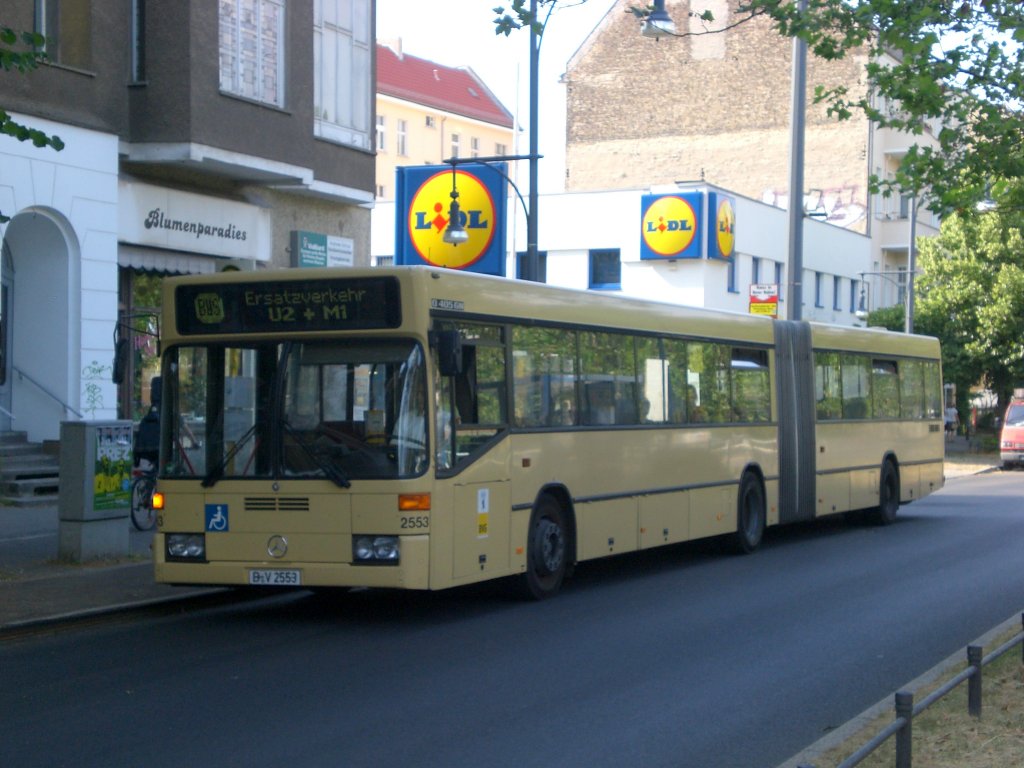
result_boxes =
[441,164,469,246]
[855,269,918,330]
[641,0,677,39]
[440,154,542,259]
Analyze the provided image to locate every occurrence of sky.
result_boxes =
[376,0,617,193]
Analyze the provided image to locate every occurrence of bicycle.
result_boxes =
[130,464,157,531]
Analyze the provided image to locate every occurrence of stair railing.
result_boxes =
[13,366,84,419]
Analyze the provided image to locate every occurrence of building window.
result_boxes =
[130,0,145,82]
[775,262,784,301]
[376,114,386,152]
[589,249,621,291]
[450,133,460,158]
[425,115,436,128]
[727,258,738,294]
[814,272,824,308]
[396,119,407,156]
[36,0,92,70]
[833,275,842,310]
[376,184,386,198]
[375,255,394,267]
[515,251,548,282]
[314,0,372,150]
[850,279,859,313]
[751,256,761,284]
[471,137,480,157]
[219,0,285,107]
[495,143,507,156]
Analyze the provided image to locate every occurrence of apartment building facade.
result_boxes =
[0,0,375,442]
[375,41,514,202]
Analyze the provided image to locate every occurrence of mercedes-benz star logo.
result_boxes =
[267,535,288,559]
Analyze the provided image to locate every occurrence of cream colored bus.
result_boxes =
[153,267,944,598]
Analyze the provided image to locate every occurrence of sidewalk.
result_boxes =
[0,507,220,632]
[0,437,998,633]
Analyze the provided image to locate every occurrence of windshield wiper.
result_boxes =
[281,422,351,489]
[201,424,258,488]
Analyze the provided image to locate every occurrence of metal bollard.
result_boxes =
[895,690,913,768]
[967,644,983,718]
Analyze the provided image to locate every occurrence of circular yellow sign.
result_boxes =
[716,198,736,259]
[408,170,496,269]
[642,196,698,257]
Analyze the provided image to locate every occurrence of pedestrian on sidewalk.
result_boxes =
[945,405,959,440]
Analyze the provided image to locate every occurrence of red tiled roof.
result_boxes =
[376,44,514,129]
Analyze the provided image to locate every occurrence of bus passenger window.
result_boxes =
[841,355,872,420]
[872,359,900,418]
[731,348,770,422]
[815,352,842,420]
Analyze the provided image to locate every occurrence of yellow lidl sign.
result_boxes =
[396,164,507,275]
[640,193,701,259]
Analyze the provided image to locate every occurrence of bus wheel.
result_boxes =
[521,495,569,600]
[869,460,900,525]
[732,472,765,554]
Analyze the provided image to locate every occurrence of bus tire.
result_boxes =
[520,494,570,600]
[869,459,900,526]
[732,472,765,554]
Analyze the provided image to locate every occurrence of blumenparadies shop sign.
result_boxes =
[119,180,271,261]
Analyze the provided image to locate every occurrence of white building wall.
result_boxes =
[0,115,119,440]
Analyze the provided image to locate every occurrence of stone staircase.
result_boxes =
[0,431,60,507]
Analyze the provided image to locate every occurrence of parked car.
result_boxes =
[999,399,1024,469]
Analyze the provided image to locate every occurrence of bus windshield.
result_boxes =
[163,339,428,483]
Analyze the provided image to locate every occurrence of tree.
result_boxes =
[1,25,64,223]
[863,304,904,332]
[913,180,1024,416]
[495,1,1024,218]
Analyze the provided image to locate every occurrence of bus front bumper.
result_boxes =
[153,533,431,590]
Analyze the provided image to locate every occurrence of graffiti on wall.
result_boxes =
[762,186,866,229]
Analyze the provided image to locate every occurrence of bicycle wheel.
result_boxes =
[130,474,157,531]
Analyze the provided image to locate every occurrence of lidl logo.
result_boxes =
[407,170,496,270]
[715,196,735,259]
[641,195,699,258]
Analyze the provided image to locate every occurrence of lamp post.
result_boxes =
[443,0,542,281]
[525,0,540,282]
[786,0,809,321]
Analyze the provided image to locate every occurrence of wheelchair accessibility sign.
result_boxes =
[205,504,229,532]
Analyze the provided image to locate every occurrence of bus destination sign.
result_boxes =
[175,277,401,335]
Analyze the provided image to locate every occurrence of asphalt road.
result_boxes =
[2,471,1023,768]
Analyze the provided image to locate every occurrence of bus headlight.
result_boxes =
[167,533,206,561]
[353,535,400,564]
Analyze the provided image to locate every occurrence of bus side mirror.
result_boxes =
[112,338,129,385]
[432,330,463,376]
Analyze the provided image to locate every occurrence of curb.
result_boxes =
[0,587,230,638]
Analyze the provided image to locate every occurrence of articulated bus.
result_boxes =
[153,267,944,598]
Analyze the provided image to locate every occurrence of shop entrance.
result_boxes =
[117,268,163,421]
